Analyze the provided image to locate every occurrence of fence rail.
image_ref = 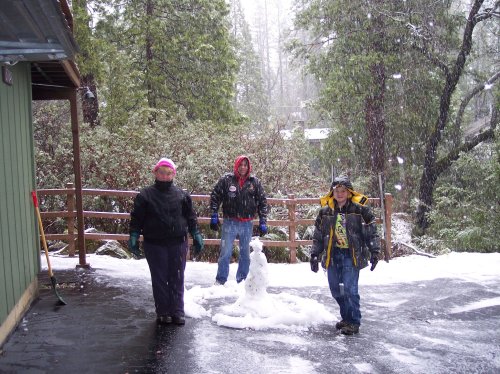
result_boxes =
[37,183,393,264]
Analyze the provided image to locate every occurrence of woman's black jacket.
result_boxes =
[130,181,198,244]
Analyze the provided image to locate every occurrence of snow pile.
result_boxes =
[391,212,413,245]
[212,237,334,330]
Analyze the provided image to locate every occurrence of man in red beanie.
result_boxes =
[210,155,268,285]
[128,158,204,325]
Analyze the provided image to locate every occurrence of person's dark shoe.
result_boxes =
[156,315,172,325]
[214,280,225,286]
[172,316,185,325]
[341,323,360,335]
[335,320,349,330]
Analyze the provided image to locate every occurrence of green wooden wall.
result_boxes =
[0,63,39,325]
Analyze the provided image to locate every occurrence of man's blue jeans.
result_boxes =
[327,248,361,325]
[216,219,253,284]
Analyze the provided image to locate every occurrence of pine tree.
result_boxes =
[73,0,102,127]
[94,0,240,124]
[290,0,413,191]
[230,0,270,129]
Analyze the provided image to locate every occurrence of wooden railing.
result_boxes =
[37,183,393,263]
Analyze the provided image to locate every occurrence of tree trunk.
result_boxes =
[145,0,156,111]
[72,0,99,127]
[364,5,387,193]
[416,108,497,233]
[81,75,99,127]
[415,0,486,233]
[364,62,386,193]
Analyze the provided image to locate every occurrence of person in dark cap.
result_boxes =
[310,176,380,335]
[209,155,268,285]
[128,158,204,325]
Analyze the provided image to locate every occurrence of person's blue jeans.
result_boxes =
[216,218,253,284]
[327,248,361,325]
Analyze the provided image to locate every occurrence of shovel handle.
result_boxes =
[31,191,39,207]
[32,191,53,277]
[31,191,67,305]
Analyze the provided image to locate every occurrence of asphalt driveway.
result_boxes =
[0,268,499,374]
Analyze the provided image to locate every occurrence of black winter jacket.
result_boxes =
[210,173,267,222]
[130,180,198,244]
[311,200,380,269]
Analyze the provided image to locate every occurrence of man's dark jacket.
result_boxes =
[210,173,267,222]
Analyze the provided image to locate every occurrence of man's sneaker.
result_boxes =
[172,316,185,325]
[156,315,172,325]
[335,320,349,330]
[214,280,225,286]
[341,323,360,335]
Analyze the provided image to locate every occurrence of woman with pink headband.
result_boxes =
[128,158,204,325]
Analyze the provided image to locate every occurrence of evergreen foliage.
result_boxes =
[289,0,499,247]
[77,109,324,196]
[33,103,324,241]
[73,0,104,80]
[230,0,270,128]
[288,0,454,194]
[428,141,499,252]
[92,0,240,124]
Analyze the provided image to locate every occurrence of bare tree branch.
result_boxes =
[474,1,500,22]
[435,127,495,175]
[454,70,500,132]
[411,43,450,76]
[436,97,499,175]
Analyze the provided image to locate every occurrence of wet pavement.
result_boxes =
[0,268,499,374]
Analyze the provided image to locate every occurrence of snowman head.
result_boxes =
[249,237,263,253]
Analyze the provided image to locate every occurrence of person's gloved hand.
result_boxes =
[191,230,204,257]
[210,213,220,231]
[128,232,141,258]
[258,220,267,237]
[370,253,379,271]
[310,255,319,273]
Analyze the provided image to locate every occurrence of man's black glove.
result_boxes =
[370,253,379,271]
[310,255,319,273]
[191,230,204,257]
[210,213,220,231]
[128,232,142,258]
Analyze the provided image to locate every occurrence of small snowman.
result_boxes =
[245,237,269,298]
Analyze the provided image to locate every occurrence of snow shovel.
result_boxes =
[31,191,67,306]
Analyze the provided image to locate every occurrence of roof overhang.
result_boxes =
[0,0,81,94]
[0,0,78,62]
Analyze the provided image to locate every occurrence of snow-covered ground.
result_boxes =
[36,233,500,373]
[43,243,500,330]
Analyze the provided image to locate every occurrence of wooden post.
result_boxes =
[384,193,393,261]
[288,194,296,263]
[66,183,75,257]
[69,90,88,268]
